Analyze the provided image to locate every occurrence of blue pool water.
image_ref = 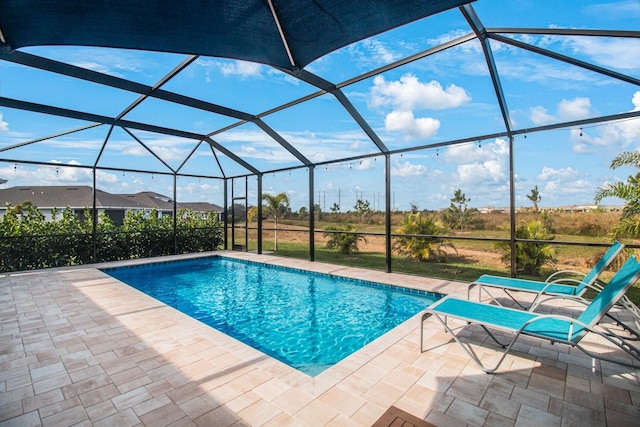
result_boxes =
[102,256,441,376]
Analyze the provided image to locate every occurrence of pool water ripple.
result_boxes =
[103,256,441,376]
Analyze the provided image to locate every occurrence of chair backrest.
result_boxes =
[577,255,640,328]
[576,240,624,293]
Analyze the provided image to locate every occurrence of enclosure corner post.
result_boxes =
[508,134,517,276]
[173,174,178,255]
[257,174,263,254]
[385,154,392,273]
[92,167,97,263]
[309,166,315,262]
[223,178,228,250]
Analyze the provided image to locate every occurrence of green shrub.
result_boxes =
[323,224,365,254]
[0,205,223,272]
[495,220,556,275]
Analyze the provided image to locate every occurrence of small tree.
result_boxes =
[443,189,476,231]
[262,192,290,251]
[393,212,454,262]
[353,198,371,224]
[496,220,556,275]
[527,185,541,215]
[297,206,308,219]
[323,224,366,254]
[314,203,323,221]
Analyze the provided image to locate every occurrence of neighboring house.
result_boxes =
[0,186,223,225]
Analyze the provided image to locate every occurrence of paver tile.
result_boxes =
[1,254,639,427]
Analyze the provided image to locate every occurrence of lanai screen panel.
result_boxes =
[308,5,470,83]
[161,57,321,116]
[261,93,382,164]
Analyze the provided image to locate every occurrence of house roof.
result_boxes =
[0,186,222,212]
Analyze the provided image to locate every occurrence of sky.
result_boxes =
[0,0,639,213]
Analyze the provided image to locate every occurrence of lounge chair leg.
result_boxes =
[480,325,507,348]
[431,314,514,374]
[420,312,433,353]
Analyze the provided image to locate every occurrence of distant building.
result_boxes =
[0,186,223,225]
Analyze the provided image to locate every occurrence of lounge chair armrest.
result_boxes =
[537,279,586,295]
[530,294,589,312]
[545,270,586,283]
[547,277,586,286]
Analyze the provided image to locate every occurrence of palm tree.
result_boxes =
[323,224,366,254]
[393,212,454,262]
[595,150,640,237]
[262,192,290,251]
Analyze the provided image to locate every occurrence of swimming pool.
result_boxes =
[102,256,441,376]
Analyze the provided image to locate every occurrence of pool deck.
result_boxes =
[1,251,639,426]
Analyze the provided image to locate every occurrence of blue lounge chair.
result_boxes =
[468,241,624,310]
[421,256,640,373]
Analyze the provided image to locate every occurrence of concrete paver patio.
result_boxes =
[1,251,639,426]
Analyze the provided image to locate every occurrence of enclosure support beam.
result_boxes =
[508,135,517,276]
[245,177,249,251]
[173,174,178,255]
[257,174,263,254]
[92,167,97,263]
[309,166,315,262]
[385,154,392,273]
[223,178,228,250]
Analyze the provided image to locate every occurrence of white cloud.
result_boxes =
[571,91,640,153]
[497,57,599,86]
[457,160,505,185]
[348,39,403,68]
[561,36,640,70]
[538,166,579,181]
[444,138,508,164]
[362,39,402,64]
[370,74,470,111]
[530,106,555,125]
[390,160,429,177]
[385,111,440,140]
[557,97,592,121]
[529,97,592,125]
[440,139,509,190]
[539,166,591,197]
[0,113,8,132]
[632,92,640,110]
[369,74,469,141]
[60,47,144,77]
[195,58,263,81]
[0,161,119,187]
[218,60,263,78]
[354,158,376,170]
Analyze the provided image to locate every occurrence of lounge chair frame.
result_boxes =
[467,241,640,337]
[467,241,625,309]
[421,256,640,374]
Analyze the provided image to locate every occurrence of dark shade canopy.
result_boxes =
[0,0,471,70]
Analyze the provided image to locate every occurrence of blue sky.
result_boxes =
[0,0,639,212]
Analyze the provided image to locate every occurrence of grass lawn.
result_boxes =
[259,240,640,307]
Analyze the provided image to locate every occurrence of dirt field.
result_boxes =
[258,226,604,274]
